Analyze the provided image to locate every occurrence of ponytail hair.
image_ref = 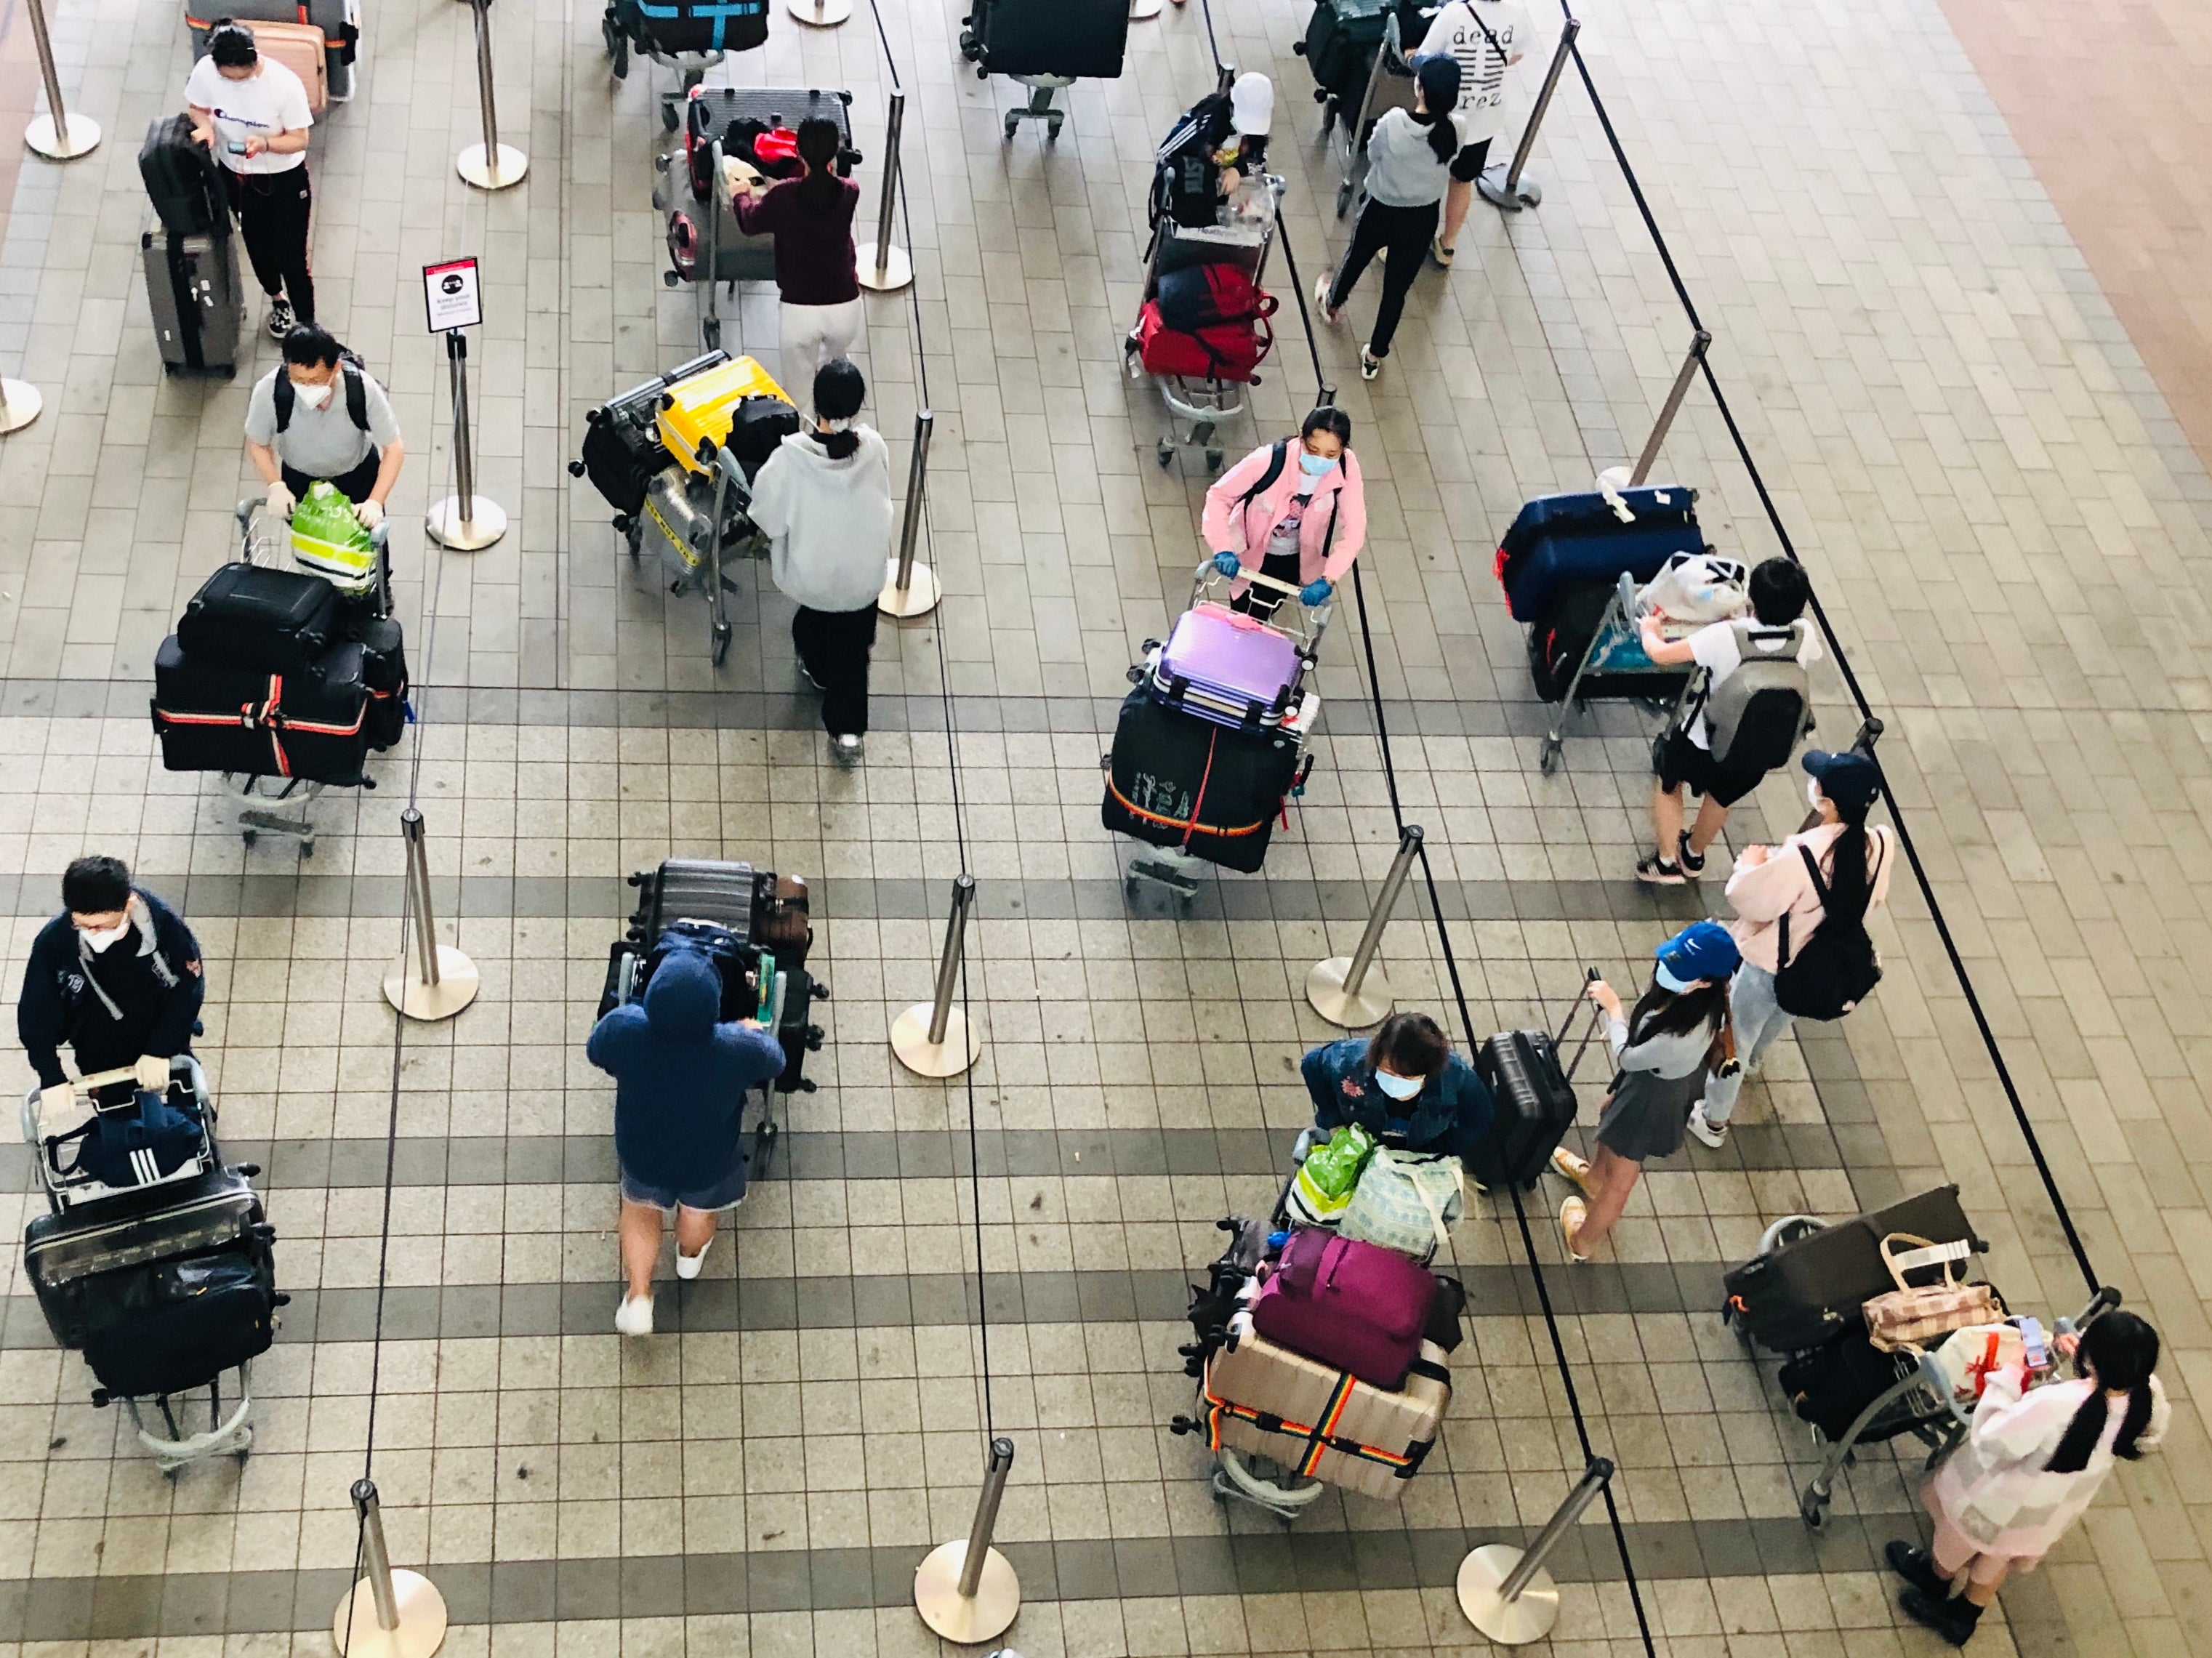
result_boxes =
[1412,55,1461,166]
[809,359,865,461]
[2046,1310,2160,1474]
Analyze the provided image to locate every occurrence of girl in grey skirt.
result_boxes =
[1553,920,1740,1260]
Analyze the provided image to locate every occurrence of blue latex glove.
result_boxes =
[1300,578,1334,607]
[1212,550,1243,579]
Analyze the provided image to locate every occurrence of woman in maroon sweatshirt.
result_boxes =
[733,118,864,385]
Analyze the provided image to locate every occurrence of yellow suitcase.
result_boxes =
[656,356,792,475]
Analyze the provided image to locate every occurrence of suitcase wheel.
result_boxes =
[1157,442,1173,470]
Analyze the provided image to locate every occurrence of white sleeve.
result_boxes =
[1688,621,1742,679]
[185,57,220,108]
[747,448,791,539]
[285,71,314,132]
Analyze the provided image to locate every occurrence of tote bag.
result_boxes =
[1340,1148,1464,1262]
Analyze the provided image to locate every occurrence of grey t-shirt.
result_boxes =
[244,366,402,480]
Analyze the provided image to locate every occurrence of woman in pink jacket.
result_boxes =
[1200,408,1368,621]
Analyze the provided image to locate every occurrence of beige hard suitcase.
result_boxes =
[244,20,329,115]
[1202,1329,1450,1500]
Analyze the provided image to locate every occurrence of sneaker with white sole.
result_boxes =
[1359,347,1381,382]
[1686,1100,1728,1149]
[1676,834,1707,879]
[675,1237,712,1280]
[266,297,295,341]
[1549,1144,1592,1196]
[615,1295,654,1337]
[1636,851,1687,885]
[832,733,864,767]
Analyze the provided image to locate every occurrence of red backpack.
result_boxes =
[1135,300,1275,384]
[1156,264,1277,333]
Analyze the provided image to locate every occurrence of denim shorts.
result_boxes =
[619,1159,747,1214]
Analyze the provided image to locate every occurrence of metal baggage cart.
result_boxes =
[23,1058,220,1213]
[1538,570,1698,774]
[1330,12,1419,219]
[1132,175,1287,473]
[599,0,723,126]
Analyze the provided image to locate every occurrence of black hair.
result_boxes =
[2047,1311,2160,1475]
[1817,789,1875,927]
[1748,557,1809,626]
[1368,1011,1449,1080]
[1412,55,1461,166]
[281,323,344,370]
[1300,406,1352,450]
[1625,975,1730,1046]
[810,359,865,461]
[795,117,842,208]
[63,856,132,915]
[208,20,259,68]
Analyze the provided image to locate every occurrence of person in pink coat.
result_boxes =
[1200,408,1368,621]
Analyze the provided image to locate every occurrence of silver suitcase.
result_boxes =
[143,225,246,377]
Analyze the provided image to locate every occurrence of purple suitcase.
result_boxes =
[1151,603,1302,729]
[1247,1228,1433,1391]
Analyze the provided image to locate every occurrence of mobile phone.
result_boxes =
[225,139,248,156]
[2017,1317,2051,1372]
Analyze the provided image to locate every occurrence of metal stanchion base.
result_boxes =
[784,0,852,23]
[1129,0,1163,17]
[427,495,507,550]
[855,243,913,293]
[1476,163,1541,212]
[913,1541,1019,1644]
[331,1569,449,1658]
[878,558,941,619]
[1456,1545,1560,1646]
[1305,957,1394,1028]
[382,947,482,1022]
[890,1005,979,1078]
[457,142,528,190]
[0,379,41,435]
[25,113,100,160]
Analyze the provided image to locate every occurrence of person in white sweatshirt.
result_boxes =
[749,360,893,765]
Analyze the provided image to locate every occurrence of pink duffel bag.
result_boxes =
[1248,1228,1434,1391]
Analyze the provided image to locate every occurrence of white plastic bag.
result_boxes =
[1638,550,1748,624]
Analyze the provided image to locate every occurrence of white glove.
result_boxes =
[265,480,296,520]
[134,1054,172,1092]
[353,497,385,531]
[36,1082,76,1127]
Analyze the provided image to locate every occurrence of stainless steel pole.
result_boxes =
[1504,18,1580,193]
[1628,329,1711,486]
[447,331,477,530]
[1340,825,1422,999]
[956,1439,1017,1599]
[472,0,499,161]
[25,0,73,152]
[892,409,934,593]
[1497,1460,1613,1604]
[926,875,976,1047]
[873,94,904,281]
[350,1480,403,1632]
[402,809,441,989]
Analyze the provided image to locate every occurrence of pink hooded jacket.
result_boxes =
[1200,440,1369,589]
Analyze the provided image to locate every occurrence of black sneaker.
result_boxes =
[266,297,295,341]
[1676,833,1706,878]
[1899,1587,1982,1648]
[1635,852,1686,886]
[1883,1541,1948,1600]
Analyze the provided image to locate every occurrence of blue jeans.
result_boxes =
[1702,964,1793,1126]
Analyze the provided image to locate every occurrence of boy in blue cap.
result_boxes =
[1552,920,1739,1260]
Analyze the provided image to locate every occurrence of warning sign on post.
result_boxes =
[422,258,483,333]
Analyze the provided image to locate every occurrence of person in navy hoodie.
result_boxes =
[1300,1011,1492,1162]
[587,945,786,1337]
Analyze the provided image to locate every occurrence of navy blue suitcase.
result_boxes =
[1495,485,1703,622]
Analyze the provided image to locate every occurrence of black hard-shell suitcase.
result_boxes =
[1724,1185,1982,1354]
[24,1167,281,1398]
[178,561,340,673]
[143,225,246,377]
[571,349,726,518]
[962,0,1128,79]
[140,114,230,236]
[350,615,410,750]
[152,635,375,785]
[1101,687,1304,874]
[728,395,802,479]
[1469,1028,1582,1191]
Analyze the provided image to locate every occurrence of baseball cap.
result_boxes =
[1654,919,1740,992]
[1802,749,1880,811]
[1230,73,1274,137]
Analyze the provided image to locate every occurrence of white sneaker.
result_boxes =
[1686,1101,1727,1149]
[675,1238,712,1280]
[832,733,864,766]
[615,1295,654,1337]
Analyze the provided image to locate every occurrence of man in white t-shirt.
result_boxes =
[1418,0,1532,265]
[185,22,315,339]
[1633,556,1817,883]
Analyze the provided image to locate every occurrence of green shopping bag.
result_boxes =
[1284,1123,1375,1228]
[289,480,377,592]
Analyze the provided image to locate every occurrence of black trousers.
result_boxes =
[228,164,315,323]
[281,448,382,504]
[1327,197,1440,358]
[792,603,880,739]
[1231,546,1303,621]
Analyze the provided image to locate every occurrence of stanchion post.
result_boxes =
[878,408,942,617]
[1306,824,1422,1026]
[381,809,481,1021]
[426,329,507,550]
[0,376,41,435]
[1478,17,1577,213]
[456,0,528,189]
[1456,1457,1614,1644]
[890,874,980,1076]
[784,0,853,23]
[1627,329,1711,486]
[22,0,100,161]
[332,1478,449,1658]
[915,1438,1021,1643]
[1130,0,1164,19]
[856,92,914,293]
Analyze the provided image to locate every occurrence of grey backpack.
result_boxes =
[1701,621,1809,773]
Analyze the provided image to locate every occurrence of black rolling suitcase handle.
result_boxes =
[1551,967,1606,1082]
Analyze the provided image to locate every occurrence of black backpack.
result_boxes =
[140,113,230,238]
[1773,835,1887,1019]
[273,353,372,434]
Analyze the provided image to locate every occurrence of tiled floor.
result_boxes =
[0,0,2206,1653]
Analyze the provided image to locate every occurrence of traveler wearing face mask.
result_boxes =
[1202,406,1368,623]
[17,856,205,1127]
[1300,1011,1494,1162]
[245,324,406,528]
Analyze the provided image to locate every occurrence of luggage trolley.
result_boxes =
[1134,174,1287,473]
[599,0,739,126]
[1537,570,1698,773]
[1330,12,1418,219]
[22,1057,281,1473]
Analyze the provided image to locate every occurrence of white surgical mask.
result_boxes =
[295,380,334,410]
[1375,1069,1423,1101]
[81,919,132,953]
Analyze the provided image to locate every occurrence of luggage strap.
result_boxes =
[152,673,368,778]
[1199,1364,1439,1478]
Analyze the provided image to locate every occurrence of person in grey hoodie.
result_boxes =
[749,358,894,765]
